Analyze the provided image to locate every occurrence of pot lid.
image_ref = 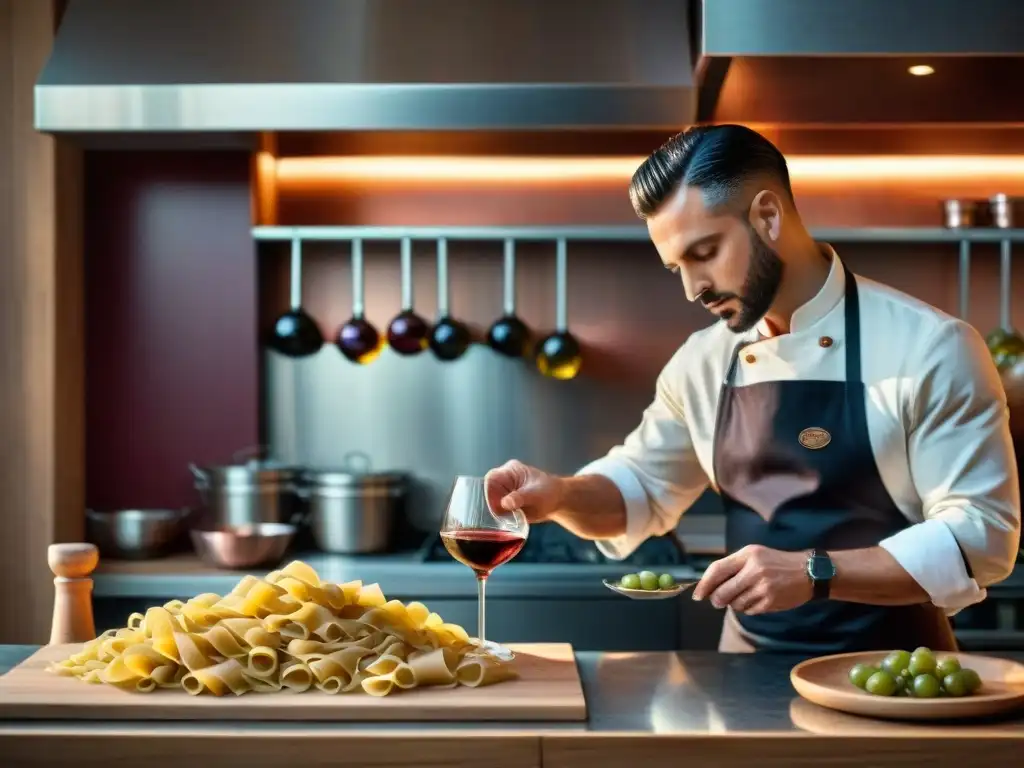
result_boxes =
[189,446,302,481]
[302,452,409,487]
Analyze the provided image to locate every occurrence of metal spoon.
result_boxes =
[336,239,383,365]
[268,237,323,357]
[386,237,430,356]
[429,237,472,361]
[487,238,531,357]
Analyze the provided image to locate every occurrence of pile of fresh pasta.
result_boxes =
[46,560,518,697]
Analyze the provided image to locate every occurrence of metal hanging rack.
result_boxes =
[252,225,1024,244]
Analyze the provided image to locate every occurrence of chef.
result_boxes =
[484,124,1022,654]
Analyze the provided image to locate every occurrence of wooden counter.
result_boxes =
[3,645,1023,768]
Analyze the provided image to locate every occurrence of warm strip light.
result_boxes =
[275,155,1024,185]
[276,155,640,184]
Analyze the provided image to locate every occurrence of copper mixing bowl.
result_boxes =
[190,523,295,570]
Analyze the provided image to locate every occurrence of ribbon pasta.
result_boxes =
[47,560,518,697]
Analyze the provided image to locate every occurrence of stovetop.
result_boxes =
[420,522,695,568]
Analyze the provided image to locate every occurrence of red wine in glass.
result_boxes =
[440,475,529,661]
[440,529,526,576]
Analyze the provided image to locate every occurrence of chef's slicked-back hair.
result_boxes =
[628,124,794,221]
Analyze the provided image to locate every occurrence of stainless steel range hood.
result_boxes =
[702,0,1024,57]
[699,0,1024,128]
[36,0,698,136]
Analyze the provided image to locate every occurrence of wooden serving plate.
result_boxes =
[791,650,1024,721]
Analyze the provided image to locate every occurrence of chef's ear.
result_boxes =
[748,189,783,243]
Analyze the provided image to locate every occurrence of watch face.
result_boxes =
[809,556,836,580]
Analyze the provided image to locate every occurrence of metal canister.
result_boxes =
[990,193,1015,229]
[943,199,976,229]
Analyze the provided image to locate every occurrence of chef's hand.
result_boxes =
[691,545,812,614]
[484,460,562,524]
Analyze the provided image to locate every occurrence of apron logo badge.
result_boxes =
[798,427,831,450]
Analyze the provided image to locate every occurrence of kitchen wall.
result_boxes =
[82,149,1024,540]
[83,151,259,510]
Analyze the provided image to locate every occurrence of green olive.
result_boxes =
[638,571,659,590]
[943,671,969,697]
[620,573,641,590]
[882,650,911,676]
[935,656,961,679]
[849,663,876,689]
[909,649,937,676]
[959,668,982,694]
[658,573,676,589]
[912,673,941,698]
[865,670,898,696]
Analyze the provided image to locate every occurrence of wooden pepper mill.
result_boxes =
[48,542,99,645]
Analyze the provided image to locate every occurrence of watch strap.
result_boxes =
[810,548,832,600]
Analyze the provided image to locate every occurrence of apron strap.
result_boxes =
[841,263,862,384]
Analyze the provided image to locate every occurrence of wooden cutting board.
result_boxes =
[0,642,586,722]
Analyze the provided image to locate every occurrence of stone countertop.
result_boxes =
[2,644,1023,768]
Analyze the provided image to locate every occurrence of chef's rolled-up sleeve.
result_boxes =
[575,360,710,560]
[878,318,1021,614]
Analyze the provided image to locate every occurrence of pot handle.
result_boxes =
[188,464,212,509]
[189,463,209,488]
[343,450,372,473]
[289,479,311,525]
[232,445,271,466]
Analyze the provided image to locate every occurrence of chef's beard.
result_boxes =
[700,226,784,334]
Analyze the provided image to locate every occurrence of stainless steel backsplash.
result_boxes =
[261,238,1014,535]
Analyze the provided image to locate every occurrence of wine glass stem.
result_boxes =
[477,574,487,645]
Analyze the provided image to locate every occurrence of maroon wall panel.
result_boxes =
[84,151,258,511]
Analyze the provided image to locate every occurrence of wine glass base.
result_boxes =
[469,638,516,661]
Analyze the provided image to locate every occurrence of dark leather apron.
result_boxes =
[712,262,958,654]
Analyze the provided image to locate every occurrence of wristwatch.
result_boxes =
[806,549,836,600]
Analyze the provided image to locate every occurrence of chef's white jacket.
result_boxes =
[579,247,1021,615]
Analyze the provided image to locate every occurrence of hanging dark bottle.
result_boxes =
[267,237,323,358]
[429,237,472,361]
[386,237,430,356]
[336,239,383,365]
[486,238,531,358]
[534,238,582,380]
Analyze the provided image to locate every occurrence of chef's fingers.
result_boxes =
[708,562,758,609]
[484,461,523,513]
[499,484,548,515]
[692,548,749,601]
[737,595,771,615]
[728,582,764,613]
